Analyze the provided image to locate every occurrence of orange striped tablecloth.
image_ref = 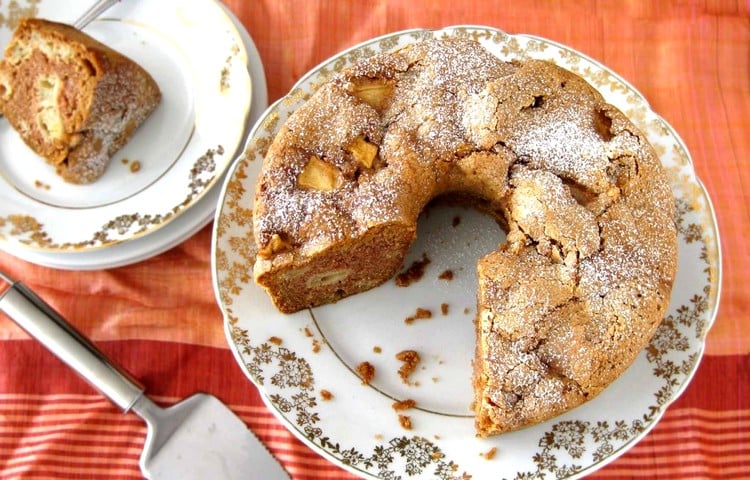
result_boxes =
[0,1,748,479]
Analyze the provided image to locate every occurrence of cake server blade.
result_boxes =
[0,272,290,480]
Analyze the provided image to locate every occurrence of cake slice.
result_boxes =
[0,18,161,183]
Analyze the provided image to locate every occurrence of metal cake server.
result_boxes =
[0,272,290,480]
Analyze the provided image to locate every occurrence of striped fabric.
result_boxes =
[0,342,747,479]
[1,0,748,479]
[7,397,742,479]
[3,403,746,478]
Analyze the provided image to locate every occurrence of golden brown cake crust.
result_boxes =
[252,38,678,435]
[0,18,161,183]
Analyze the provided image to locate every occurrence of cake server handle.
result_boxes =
[0,272,145,412]
[73,0,121,30]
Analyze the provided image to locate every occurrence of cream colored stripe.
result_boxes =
[0,431,141,447]
[0,423,144,437]
[599,465,747,477]
[230,404,280,414]
[0,443,142,457]
[661,408,750,420]
[0,463,141,479]
[0,393,102,402]
[2,452,138,468]
[632,438,750,455]
[615,452,749,465]
[284,463,348,476]
[0,412,140,423]
[646,428,749,443]
[0,401,112,412]
[655,416,750,430]
[0,396,276,417]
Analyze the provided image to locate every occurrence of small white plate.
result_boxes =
[213,26,721,480]
[0,0,251,254]
[0,1,266,270]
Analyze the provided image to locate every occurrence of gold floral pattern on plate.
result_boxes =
[0,0,251,253]
[212,26,721,480]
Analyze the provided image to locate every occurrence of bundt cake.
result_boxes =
[0,18,161,184]
[252,38,678,436]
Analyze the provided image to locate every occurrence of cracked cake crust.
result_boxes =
[252,38,678,436]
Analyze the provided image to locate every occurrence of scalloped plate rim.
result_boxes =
[212,25,722,480]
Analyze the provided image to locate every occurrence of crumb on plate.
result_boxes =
[396,350,420,384]
[395,254,430,287]
[438,269,454,280]
[356,361,376,385]
[398,414,412,430]
[481,446,498,460]
[392,398,416,411]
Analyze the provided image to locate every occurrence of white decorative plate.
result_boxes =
[0,0,251,254]
[0,3,267,270]
[212,26,721,480]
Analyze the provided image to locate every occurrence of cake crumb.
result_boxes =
[481,446,498,460]
[34,180,50,190]
[374,434,383,440]
[121,158,129,164]
[398,414,412,430]
[268,336,283,345]
[432,376,440,383]
[320,389,334,401]
[373,346,382,354]
[129,160,141,173]
[463,307,471,315]
[396,350,421,384]
[404,307,432,324]
[440,303,449,315]
[438,269,454,280]
[395,254,430,287]
[312,339,321,353]
[392,398,416,411]
[356,361,376,385]
[304,326,314,337]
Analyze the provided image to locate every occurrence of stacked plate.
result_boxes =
[0,0,267,270]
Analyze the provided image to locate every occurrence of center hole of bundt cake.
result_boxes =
[311,202,505,417]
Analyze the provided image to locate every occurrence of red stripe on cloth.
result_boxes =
[668,353,749,411]
[595,465,749,479]
[0,340,746,479]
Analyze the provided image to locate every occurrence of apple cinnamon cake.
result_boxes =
[0,18,161,183]
[252,38,678,436]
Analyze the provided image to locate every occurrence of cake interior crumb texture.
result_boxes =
[0,18,161,184]
[252,38,678,436]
